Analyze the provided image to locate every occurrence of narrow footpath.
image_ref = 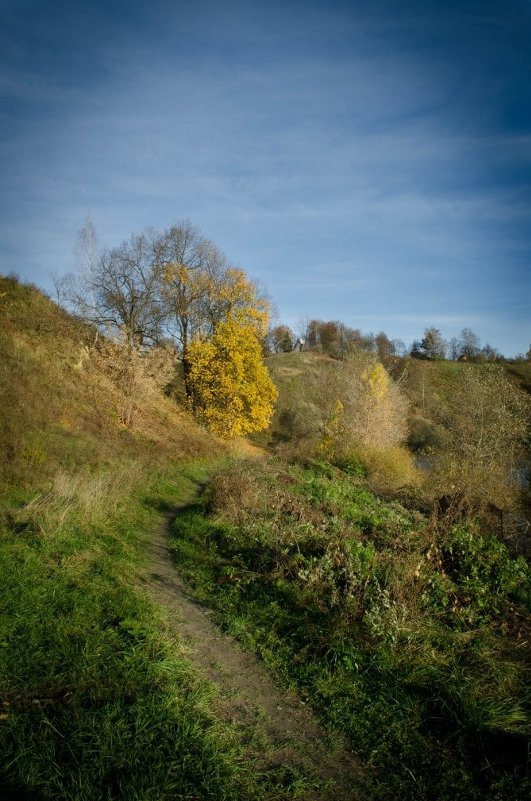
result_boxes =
[148,490,365,801]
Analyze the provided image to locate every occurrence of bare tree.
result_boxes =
[392,338,406,357]
[51,269,75,307]
[481,343,501,362]
[448,336,460,360]
[154,221,271,398]
[89,231,165,348]
[155,221,216,354]
[375,331,395,363]
[456,327,481,360]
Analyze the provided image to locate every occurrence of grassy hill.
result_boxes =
[265,350,529,488]
[0,274,223,495]
[264,349,530,444]
[0,276,268,801]
[261,351,347,446]
[1,281,529,800]
[173,455,531,801]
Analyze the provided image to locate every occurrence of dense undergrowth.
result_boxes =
[171,458,531,801]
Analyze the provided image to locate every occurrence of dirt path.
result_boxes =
[148,488,365,801]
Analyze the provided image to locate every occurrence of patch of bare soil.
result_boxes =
[148,491,365,801]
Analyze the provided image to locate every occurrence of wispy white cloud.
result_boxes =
[0,0,529,354]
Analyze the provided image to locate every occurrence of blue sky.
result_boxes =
[1,0,530,354]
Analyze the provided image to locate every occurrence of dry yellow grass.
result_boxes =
[0,275,226,493]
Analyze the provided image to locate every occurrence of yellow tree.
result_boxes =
[161,233,270,399]
[204,267,270,337]
[187,319,277,438]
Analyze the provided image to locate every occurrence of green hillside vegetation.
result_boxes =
[260,350,348,446]
[506,361,531,396]
[1,272,530,801]
[172,458,530,801]
[262,350,417,491]
[401,358,531,520]
[265,349,529,518]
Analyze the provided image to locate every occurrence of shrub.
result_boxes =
[408,415,442,452]
[437,525,530,623]
[359,446,420,492]
[432,365,529,513]
[188,320,277,438]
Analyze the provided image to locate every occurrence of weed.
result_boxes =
[170,458,531,801]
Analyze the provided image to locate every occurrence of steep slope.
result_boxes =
[1,276,355,801]
[0,274,222,495]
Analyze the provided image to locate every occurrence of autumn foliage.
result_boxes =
[64,220,277,438]
[188,319,277,438]
[178,259,276,438]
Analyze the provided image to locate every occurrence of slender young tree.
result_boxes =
[74,216,98,334]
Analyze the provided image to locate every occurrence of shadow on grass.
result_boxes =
[0,780,45,800]
[143,496,206,518]
[143,477,209,518]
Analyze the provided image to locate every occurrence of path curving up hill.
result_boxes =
[148,490,365,801]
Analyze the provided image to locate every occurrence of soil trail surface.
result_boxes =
[148,488,364,801]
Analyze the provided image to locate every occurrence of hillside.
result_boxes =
[173,456,530,801]
[263,350,346,446]
[1,281,529,801]
[0,277,254,800]
[0,274,223,495]
[1,277,364,801]
[265,349,531,444]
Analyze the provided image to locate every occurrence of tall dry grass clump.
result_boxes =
[13,463,143,533]
[90,333,177,427]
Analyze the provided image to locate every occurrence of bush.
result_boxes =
[170,457,531,801]
[432,365,529,512]
[359,446,420,492]
[335,454,368,478]
[433,525,530,623]
[407,415,442,452]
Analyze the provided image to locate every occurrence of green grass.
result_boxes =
[2,277,529,799]
[0,456,328,800]
[170,458,531,801]
[0,460,252,800]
